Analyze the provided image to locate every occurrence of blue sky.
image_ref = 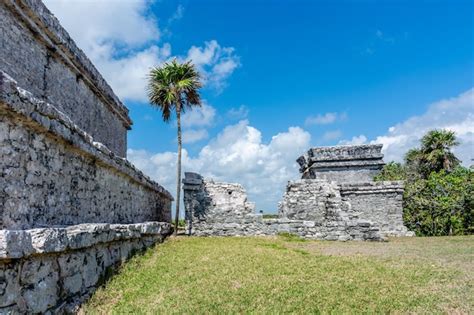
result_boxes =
[46,0,473,212]
[128,0,473,153]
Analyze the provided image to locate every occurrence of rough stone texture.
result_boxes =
[0,2,174,311]
[0,0,131,156]
[183,172,256,233]
[340,182,409,236]
[0,72,172,229]
[0,222,172,313]
[183,173,383,241]
[278,180,341,221]
[297,144,385,183]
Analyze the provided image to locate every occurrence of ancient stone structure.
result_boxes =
[183,145,412,240]
[297,144,385,183]
[183,174,382,241]
[0,0,173,312]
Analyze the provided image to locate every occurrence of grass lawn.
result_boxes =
[84,235,473,314]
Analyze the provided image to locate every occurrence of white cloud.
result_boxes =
[227,105,249,120]
[305,112,347,125]
[44,1,240,102]
[95,44,172,102]
[338,135,368,145]
[168,4,184,24]
[322,130,343,141]
[44,0,160,50]
[128,120,311,212]
[370,88,474,165]
[182,129,209,144]
[182,103,216,128]
[186,41,240,92]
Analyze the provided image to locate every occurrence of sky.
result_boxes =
[44,0,473,213]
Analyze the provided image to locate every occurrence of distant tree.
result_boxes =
[408,130,460,178]
[147,59,202,235]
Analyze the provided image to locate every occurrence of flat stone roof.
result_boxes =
[297,144,386,174]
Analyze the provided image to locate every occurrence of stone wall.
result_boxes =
[1,71,173,229]
[182,174,383,241]
[297,145,385,183]
[0,0,131,156]
[278,180,341,221]
[0,222,172,313]
[1,0,174,310]
[340,182,408,236]
[183,172,256,235]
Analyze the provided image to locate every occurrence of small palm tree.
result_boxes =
[147,59,202,235]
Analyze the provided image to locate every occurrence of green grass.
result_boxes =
[84,236,473,314]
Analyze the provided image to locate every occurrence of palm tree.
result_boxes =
[420,129,460,175]
[147,59,202,235]
[406,129,461,178]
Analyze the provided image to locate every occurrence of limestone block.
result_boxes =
[20,257,59,313]
[82,249,99,288]
[58,252,85,295]
[0,230,33,259]
[0,263,20,308]
[29,228,68,253]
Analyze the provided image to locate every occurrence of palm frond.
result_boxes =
[147,59,202,122]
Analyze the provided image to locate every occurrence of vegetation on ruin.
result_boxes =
[375,129,473,236]
[84,236,473,314]
[147,59,203,235]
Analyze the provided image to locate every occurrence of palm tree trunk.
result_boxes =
[175,106,182,236]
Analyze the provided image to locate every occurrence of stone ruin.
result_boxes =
[183,144,412,240]
[0,0,173,312]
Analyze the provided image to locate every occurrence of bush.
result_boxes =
[403,167,473,236]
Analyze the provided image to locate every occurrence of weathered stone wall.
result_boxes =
[1,0,174,311]
[0,0,131,156]
[340,182,409,236]
[297,145,385,183]
[183,172,256,234]
[0,222,172,313]
[278,180,341,221]
[1,72,173,229]
[183,174,383,241]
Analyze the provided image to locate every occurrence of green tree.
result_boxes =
[403,167,473,236]
[147,59,202,235]
[408,129,460,178]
